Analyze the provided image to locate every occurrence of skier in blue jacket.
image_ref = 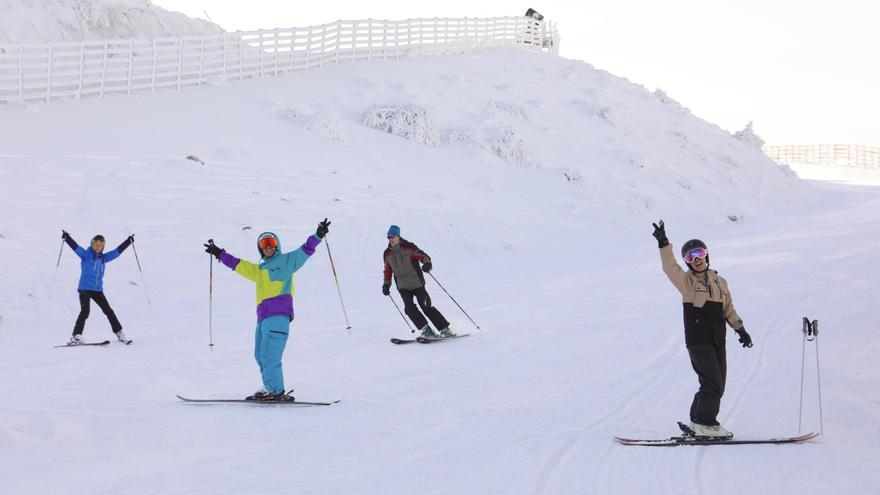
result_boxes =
[62,230,134,345]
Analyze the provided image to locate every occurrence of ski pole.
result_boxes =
[427,271,481,330]
[131,240,152,305]
[324,235,351,333]
[208,243,214,351]
[388,294,415,333]
[798,317,824,435]
[48,237,64,301]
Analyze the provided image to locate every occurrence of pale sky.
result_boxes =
[154,0,879,146]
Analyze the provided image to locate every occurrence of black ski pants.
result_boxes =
[687,344,727,426]
[398,287,449,331]
[73,290,123,336]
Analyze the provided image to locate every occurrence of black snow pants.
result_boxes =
[398,287,449,331]
[687,344,727,426]
[73,290,123,336]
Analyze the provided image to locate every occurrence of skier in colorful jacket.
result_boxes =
[204,218,330,401]
[652,220,752,439]
[382,225,454,339]
[62,230,134,345]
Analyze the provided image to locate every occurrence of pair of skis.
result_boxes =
[176,395,339,407]
[615,422,819,447]
[391,333,470,345]
[54,338,133,348]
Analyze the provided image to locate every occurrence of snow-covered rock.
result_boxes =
[0,0,222,44]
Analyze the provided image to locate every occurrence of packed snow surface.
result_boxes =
[0,49,877,494]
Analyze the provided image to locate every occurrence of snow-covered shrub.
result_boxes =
[306,116,345,142]
[443,128,475,146]
[486,100,529,120]
[360,104,440,146]
[733,121,765,150]
[483,125,529,166]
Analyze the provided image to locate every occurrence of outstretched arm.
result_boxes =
[62,230,86,258]
[104,235,134,263]
[283,235,322,275]
[205,240,260,282]
[654,221,689,295]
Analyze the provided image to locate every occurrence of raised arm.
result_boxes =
[103,235,134,263]
[653,221,690,295]
[205,240,260,282]
[62,230,86,258]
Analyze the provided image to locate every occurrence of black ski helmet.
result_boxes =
[681,239,709,269]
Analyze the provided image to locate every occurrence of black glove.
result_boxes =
[382,284,390,296]
[204,240,223,259]
[735,327,753,348]
[127,234,135,244]
[316,218,331,239]
[61,230,70,240]
[421,262,432,273]
[652,220,669,248]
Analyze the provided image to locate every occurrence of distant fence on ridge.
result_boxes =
[764,144,880,169]
[0,16,559,105]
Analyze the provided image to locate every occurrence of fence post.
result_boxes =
[46,44,53,102]
[127,39,134,94]
[221,33,227,79]
[176,38,183,90]
[238,33,244,80]
[197,37,204,85]
[273,27,279,76]
[77,43,85,99]
[100,41,108,97]
[18,45,24,99]
[151,39,158,92]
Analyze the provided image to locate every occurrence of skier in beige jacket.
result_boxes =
[652,220,753,438]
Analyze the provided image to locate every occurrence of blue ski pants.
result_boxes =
[254,315,290,394]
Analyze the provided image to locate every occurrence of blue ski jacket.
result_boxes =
[65,235,131,292]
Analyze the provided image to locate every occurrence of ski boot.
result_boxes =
[68,335,83,346]
[438,326,456,338]
[688,422,733,439]
[418,325,440,339]
[115,330,131,344]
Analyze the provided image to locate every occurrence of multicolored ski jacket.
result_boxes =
[383,238,431,290]
[219,233,321,322]
[64,236,131,292]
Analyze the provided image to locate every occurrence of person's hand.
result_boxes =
[421,262,432,273]
[127,234,135,244]
[382,284,390,296]
[204,240,223,259]
[652,220,669,248]
[316,218,331,239]
[61,230,70,240]
[735,327,753,348]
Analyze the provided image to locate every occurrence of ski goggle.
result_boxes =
[258,236,278,250]
[683,247,708,263]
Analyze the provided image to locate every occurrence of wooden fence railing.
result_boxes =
[764,144,880,169]
[0,16,559,104]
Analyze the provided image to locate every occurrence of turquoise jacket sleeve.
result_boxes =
[282,235,322,276]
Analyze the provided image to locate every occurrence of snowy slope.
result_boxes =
[0,49,878,494]
[0,0,222,43]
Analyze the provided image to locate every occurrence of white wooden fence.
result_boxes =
[764,144,880,169]
[0,16,559,104]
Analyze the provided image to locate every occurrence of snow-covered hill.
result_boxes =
[0,0,222,43]
[0,48,877,494]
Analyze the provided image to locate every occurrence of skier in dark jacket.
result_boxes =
[382,225,453,339]
[62,231,134,345]
[652,220,753,438]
